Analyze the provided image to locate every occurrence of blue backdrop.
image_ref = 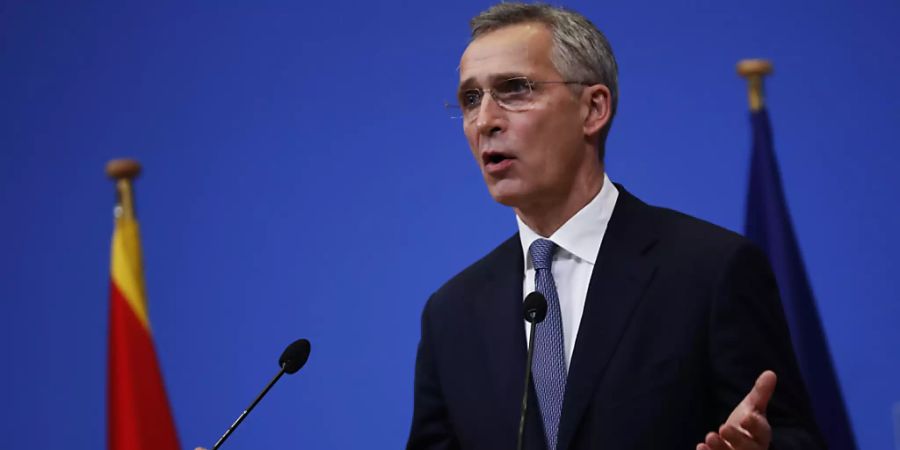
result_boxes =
[2,1,898,449]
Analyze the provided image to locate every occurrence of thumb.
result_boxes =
[743,370,777,414]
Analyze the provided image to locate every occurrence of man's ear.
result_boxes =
[583,84,611,138]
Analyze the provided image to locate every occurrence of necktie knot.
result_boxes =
[529,238,557,271]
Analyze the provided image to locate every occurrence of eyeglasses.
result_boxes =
[446,76,589,121]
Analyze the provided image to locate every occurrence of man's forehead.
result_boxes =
[458,23,554,85]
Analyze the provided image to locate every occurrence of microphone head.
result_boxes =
[523,292,548,324]
[279,338,311,374]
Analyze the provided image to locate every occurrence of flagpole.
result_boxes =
[106,159,142,219]
[737,59,773,112]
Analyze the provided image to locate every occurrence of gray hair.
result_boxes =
[470,3,618,158]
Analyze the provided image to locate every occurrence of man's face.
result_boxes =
[458,23,600,210]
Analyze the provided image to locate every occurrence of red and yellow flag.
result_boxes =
[107,161,180,450]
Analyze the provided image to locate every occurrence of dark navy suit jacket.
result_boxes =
[407,187,825,450]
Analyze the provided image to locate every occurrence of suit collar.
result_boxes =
[556,185,661,450]
[516,173,619,266]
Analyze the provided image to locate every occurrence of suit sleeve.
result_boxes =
[406,295,460,450]
[708,241,827,449]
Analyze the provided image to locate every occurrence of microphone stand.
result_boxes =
[516,312,539,450]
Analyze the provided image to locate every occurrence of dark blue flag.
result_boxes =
[744,108,857,449]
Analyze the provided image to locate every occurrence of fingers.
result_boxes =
[741,411,771,441]
[720,423,754,448]
[695,431,733,450]
[742,370,777,414]
[698,372,776,450]
[697,415,771,450]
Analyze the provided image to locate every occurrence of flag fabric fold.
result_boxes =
[744,108,856,449]
[108,190,180,450]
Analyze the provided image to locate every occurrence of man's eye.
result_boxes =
[461,90,482,108]
[496,78,532,96]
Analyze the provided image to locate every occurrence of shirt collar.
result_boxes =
[517,173,619,268]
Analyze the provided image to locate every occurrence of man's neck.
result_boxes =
[515,171,605,237]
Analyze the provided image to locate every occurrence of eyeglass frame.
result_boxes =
[446,76,592,121]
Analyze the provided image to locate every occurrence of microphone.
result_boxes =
[517,292,547,450]
[524,291,548,324]
[212,338,311,450]
[279,338,312,374]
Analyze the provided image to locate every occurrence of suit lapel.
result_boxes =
[556,187,660,450]
[470,235,532,439]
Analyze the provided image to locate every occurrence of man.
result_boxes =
[406,3,825,450]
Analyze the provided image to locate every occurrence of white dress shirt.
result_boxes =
[517,173,619,369]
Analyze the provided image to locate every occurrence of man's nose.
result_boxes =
[474,92,505,136]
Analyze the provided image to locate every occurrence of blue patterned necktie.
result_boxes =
[528,238,567,450]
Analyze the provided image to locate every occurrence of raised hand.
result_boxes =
[697,370,776,450]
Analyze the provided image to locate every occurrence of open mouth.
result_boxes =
[482,151,514,166]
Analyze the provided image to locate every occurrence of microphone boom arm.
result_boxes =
[212,364,288,450]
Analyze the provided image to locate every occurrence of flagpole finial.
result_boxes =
[106,159,142,181]
[737,59,773,112]
[106,159,142,219]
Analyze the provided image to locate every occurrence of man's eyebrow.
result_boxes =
[457,77,477,91]
[457,73,527,91]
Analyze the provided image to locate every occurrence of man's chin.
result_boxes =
[486,185,526,208]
